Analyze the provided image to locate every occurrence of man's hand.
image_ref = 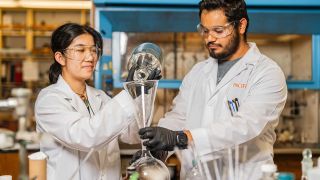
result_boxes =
[139,127,179,151]
[126,65,137,82]
[147,69,162,80]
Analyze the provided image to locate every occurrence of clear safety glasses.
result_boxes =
[197,21,236,39]
[63,45,101,62]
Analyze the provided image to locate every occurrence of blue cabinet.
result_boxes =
[93,0,320,90]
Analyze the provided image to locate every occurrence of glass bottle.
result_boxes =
[185,160,204,180]
[259,163,277,180]
[277,172,295,180]
[127,42,163,81]
[123,166,136,180]
[132,150,170,180]
[301,148,313,180]
[185,141,206,180]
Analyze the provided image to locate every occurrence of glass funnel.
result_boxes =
[124,80,170,180]
[123,80,158,132]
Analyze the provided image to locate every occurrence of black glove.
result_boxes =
[139,127,188,151]
[129,150,168,165]
[126,65,162,82]
[126,65,136,82]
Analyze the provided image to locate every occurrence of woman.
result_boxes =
[35,23,143,180]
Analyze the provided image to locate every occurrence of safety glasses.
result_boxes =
[197,21,236,39]
[63,45,101,62]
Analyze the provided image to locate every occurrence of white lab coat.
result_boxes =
[159,43,287,179]
[35,75,140,180]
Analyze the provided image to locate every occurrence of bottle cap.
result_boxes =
[261,163,277,173]
[278,172,295,180]
[302,148,312,159]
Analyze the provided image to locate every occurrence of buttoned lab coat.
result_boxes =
[159,43,287,179]
[35,76,139,180]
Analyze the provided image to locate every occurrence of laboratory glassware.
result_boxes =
[127,42,163,81]
[124,80,170,180]
[301,148,313,180]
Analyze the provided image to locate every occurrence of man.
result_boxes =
[139,0,287,179]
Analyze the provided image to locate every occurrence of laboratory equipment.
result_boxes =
[308,157,320,180]
[0,128,14,149]
[191,144,252,180]
[124,42,169,179]
[184,142,206,180]
[0,88,39,180]
[185,160,205,180]
[301,148,313,180]
[259,163,277,180]
[127,42,163,81]
[277,172,295,180]
[124,80,170,180]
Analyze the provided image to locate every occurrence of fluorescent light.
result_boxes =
[0,0,92,9]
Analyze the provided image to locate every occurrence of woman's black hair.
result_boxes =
[198,0,249,40]
[49,23,103,84]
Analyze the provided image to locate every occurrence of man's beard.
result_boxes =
[207,30,240,60]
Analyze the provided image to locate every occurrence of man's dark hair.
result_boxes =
[198,0,249,39]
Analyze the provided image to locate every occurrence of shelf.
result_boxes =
[0,25,26,28]
[0,1,92,10]
[1,29,26,36]
[274,148,320,154]
[32,25,57,32]
[0,48,30,60]
[33,31,53,37]
[0,6,90,99]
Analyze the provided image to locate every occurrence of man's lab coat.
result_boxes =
[35,76,139,180]
[159,43,287,179]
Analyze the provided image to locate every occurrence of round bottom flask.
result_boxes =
[132,151,170,180]
[185,160,205,180]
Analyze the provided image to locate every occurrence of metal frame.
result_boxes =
[287,35,320,89]
[94,0,320,90]
[94,0,320,7]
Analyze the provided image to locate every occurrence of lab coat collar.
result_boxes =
[207,42,261,95]
[202,43,259,73]
[55,75,102,115]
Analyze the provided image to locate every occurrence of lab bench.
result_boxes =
[274,148,320,179]
[0,143,318,180]
[0,144,39,180]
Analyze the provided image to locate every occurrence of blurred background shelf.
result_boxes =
[0,4,91,99]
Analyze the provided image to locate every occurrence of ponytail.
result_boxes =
[49,61,62,84]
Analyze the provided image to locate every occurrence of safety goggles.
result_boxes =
[63,45,101,62]
[197,21,236,39]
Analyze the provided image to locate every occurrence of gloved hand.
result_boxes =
[129,150,168,165]
[126,64,162,82]
[139,127,186,151]
[126,65,136,82]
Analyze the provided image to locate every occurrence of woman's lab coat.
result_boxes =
[158,43,287,179]
[35,76,139,180]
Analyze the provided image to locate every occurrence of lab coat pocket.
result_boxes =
[223,96,236,118]
[226,70,251,104]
